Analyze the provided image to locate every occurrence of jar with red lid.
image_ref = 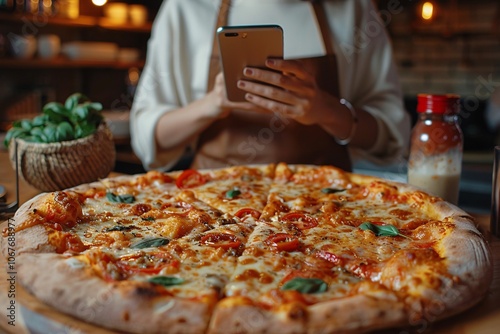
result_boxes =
[407,94,463,205]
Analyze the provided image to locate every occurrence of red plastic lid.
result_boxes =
[417,94,460,114]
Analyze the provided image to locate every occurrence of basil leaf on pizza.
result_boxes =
[104,225,134,232]
[321,187,345,194]
[281,278,328,294]
[106,192,136,204]
[131,237,170,249]
[226,188,241,199]
[148,276,185,287]
[359,222,410,239]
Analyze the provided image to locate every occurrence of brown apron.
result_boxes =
[191,0,351,171]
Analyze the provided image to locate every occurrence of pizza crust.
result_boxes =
[17,252,212,334]
[306,292,407,333]
[208,298,306,334]
[432,214,493,319]
[1,193,56,257]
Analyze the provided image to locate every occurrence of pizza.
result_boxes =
[1,163,493,333]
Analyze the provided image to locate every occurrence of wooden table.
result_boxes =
[0,149,40,213]
[0,150,498,333]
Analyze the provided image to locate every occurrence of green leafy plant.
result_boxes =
[3,93,103,148]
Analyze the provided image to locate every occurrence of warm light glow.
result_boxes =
[421,2,434,20]
[92,0,107,6]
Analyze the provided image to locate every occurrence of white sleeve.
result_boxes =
[131,0,217,171]
[333,0,411,165]
[130,1,180,171]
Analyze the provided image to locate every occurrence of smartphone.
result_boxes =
[217,25,284,102]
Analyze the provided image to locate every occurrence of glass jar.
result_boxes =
[407,94,463,205]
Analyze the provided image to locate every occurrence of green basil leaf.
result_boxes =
[20,119,33,131]
[87,102,103,111]
[359,222,410,239]
[281,277,328,294]
[43,124,57,142]
[44,104,69,123]
[74,123,96,139]
[104,225,134,232]
[148,276,184,287]
[359,222,379,234]
[30,135,45,143]
[106,192,136,204]
[43,102,66,115]
[73,105,89,121]
[131,237,170,249]
[321,188,345,194]
[65,92,87,111]
[376,224,402,237]
[4,128,28,147]
[30,126,45,137]
[55,122,74,141]
[226,188,241,199]
[31,114,49,127]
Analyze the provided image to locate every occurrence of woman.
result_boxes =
[130,0,410,171]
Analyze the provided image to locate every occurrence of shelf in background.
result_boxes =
[0,57,144,69]
[0,12,152,33]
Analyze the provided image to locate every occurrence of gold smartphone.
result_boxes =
[217,25,284,102]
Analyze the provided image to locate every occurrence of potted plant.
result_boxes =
[4,93,116,192]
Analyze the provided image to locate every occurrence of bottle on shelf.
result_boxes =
[407,94,464,205]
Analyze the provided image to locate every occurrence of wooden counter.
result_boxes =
[0,150,498,333]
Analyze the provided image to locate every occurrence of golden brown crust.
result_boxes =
[208,297,306,334]
[306,292,407,333]
[17,253,212,334]
[1,193,55,257]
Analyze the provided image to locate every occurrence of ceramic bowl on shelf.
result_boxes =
[10,34,37,59]
[61,42,118,61]
[37,34,61,59]
[117,48,139,63]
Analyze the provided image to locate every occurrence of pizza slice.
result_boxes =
[172,165,275,218]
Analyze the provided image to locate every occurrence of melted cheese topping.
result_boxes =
[29,164,454,311]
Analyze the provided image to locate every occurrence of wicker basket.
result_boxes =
[9,123,116,192]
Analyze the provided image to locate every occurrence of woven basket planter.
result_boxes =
[9,123,116,192]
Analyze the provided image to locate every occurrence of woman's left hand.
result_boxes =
[237,58,334,125]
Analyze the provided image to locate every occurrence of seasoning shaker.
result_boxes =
[407,94,463,205]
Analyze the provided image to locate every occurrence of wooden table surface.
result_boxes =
[0,150,498,334]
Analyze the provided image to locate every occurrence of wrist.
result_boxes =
[334,99,358,146]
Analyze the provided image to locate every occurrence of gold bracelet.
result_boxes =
[335,98,358,146]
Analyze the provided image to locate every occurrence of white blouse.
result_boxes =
[130,0,411,170]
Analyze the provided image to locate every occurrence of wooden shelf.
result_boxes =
[0,57,144,69]
[0,12,152,33]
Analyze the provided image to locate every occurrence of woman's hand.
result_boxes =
[207,72,267,119]
[236,58,336,126]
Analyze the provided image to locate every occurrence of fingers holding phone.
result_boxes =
[209,72,268,117]
[237,59,333,126]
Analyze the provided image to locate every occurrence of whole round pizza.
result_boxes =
[1,163,493,333]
